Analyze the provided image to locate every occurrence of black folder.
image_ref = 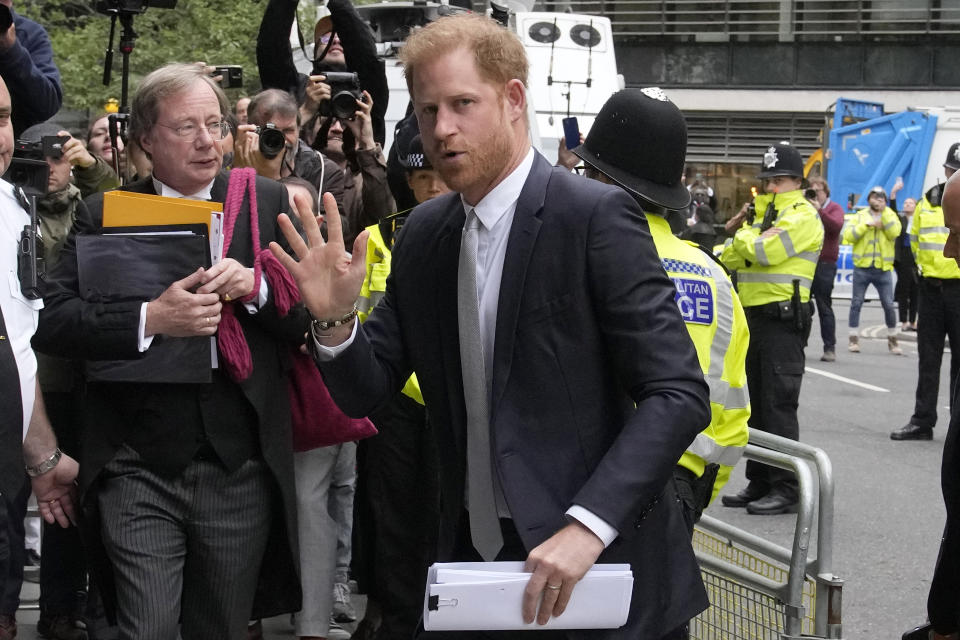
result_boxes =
[77,228,213,384]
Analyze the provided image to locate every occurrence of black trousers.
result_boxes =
[743,309,806,500]
[355,393,440,640]
[39,390,87,617]
[811,260,838,351]
[895,263,919,324]
[911,278,960,428]
[0,478,29,616]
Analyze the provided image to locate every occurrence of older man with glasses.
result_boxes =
[33,63,308,640]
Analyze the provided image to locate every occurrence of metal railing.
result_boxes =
[691,430,843,639]
[524,0,960,39]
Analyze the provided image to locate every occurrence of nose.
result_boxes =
[433,105,457,141]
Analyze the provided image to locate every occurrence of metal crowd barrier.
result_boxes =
[21,503,40,611]
[691,430,843,640]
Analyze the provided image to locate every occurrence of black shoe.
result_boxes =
[720,484,768,508]
[746,491,799,515]
[890,423,933,441]
[38,614,88,640]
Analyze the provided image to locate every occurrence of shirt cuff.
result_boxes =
[565,506,618,548]
[311,318,358,361]
[138,303,155,352]
[242,270,269,314]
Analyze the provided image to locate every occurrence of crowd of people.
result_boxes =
[1,0,959,639]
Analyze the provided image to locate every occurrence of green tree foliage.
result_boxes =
[15,0,282,111]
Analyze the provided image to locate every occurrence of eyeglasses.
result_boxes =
[157,120,230,141]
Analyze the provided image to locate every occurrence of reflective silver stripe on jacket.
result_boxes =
[357,291,385,315]
[687,432,745,467]
[754,236,769,265]
[704,261,745,408]
[797,251,819,264]
[920,226,949,235]
[919,242,946,251]
[736,272,813,289]
[883,220,898,231]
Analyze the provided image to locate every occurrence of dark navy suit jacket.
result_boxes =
[320,152,711,637]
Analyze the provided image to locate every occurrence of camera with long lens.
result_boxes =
[256,123,287,159]
[316,71,363,120]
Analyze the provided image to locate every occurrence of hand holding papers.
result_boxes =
[423,562,633,631]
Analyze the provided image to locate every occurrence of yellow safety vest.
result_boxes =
[911,189,960,279]
[721,189,823,307]
[358,223,424,405]
[842,206,900,271]
[648,215,751,504]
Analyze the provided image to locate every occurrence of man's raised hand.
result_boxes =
[270,192,369,338]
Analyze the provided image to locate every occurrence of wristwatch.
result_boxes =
[26,448,62,477]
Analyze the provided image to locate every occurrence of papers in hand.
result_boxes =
[423,562,633,631]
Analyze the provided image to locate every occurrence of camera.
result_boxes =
[94,0,178,15]
[5,157,50,198]
[256,123,287,159]
[15,136,69,162]
[316,71,363,120]
[213,65,243,89]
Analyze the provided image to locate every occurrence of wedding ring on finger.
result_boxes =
[224,293,232,302]
[546,583,561,590]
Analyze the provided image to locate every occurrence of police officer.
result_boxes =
[720,141,823,515]
[573,87,751,530]
[844,185,902,355]
[891,143,960,441]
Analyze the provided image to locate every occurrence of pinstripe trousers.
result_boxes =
[97,445,273,640]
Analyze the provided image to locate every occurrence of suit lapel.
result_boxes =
[435,196,469,454]
[490,154,550,417]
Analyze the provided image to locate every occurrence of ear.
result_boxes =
[138,129,154,158]
[503,79,526,123]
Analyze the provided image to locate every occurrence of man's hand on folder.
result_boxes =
[197,258,255,303]
[145,268,223,338]
[522,521,605,625]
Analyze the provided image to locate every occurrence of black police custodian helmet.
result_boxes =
[756,141,804,179]
[572,87,691,211]
[399,134,433,171]
[944,142,960,171]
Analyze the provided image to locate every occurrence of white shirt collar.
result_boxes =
[151,175,216,201]
[461,147,535,230]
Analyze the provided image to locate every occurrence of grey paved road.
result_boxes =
[14,300,952,639]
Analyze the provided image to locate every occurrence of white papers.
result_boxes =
[423,562,633,631]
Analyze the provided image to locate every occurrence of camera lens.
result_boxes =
[258,126,286,159]
[331,92,358,120]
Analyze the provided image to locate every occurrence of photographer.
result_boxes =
[235,89,345,215]
[256,0,388,146]
[0,1,62,136]
[313,89,394,247]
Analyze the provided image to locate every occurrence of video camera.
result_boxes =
[15,135,69,162]
[3,155,49,300]
[255,123,287,159]
[315,71,363,120]
[94,0,177,15]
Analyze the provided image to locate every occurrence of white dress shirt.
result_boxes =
[137,176,268,352]
[316,149,618,547]
[0,180,42,438]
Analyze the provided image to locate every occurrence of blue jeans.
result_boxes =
[849,266,897,329]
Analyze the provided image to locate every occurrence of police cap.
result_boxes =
[945,142,960,171]
[572,87,691,210]
[756,141,804,179]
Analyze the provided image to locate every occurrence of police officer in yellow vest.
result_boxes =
[573,87,750,531]
[353,133,450,640]
[844,185,903,355]
[891,143,960,441]
[720,141,823,515]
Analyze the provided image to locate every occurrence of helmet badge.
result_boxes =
[640,87,669,102]
[763,146,779,169]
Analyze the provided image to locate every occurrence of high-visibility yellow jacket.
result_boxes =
[649,215,750,504]
[358,222,423,405]
[721,189,823,307]
[911,187,960,279]
[843,206,900,271]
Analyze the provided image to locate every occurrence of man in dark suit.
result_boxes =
[272,14,710,639]
[33,64,306,640]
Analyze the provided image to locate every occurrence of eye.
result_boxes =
[178,123,197,137]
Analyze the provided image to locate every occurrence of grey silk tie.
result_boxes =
[458,210,503,561]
